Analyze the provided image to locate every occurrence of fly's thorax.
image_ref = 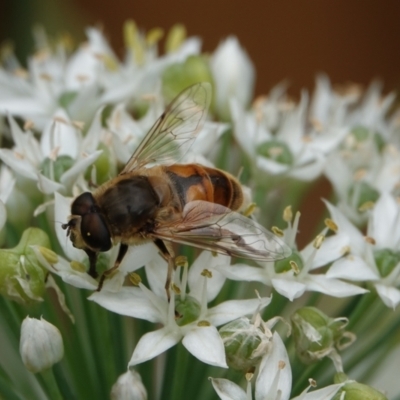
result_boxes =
[94,175,161,236]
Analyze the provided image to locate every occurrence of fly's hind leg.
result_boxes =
[97,243,129,291]
[154,239,175,301]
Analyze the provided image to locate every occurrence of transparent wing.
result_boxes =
[152,201,292,261]
[120,82,212,174]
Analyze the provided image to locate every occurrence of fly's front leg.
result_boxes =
[154,239,175,301]
[97,243,129,291]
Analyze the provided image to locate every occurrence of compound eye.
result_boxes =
[71,192,96,216]
[81,213,112,251]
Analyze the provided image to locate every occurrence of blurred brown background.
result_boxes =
[2,0,400,96]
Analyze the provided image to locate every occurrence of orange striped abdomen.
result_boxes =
[165,164,243,211]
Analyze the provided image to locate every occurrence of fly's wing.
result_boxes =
[120,82,212,174]
[152,201,292,261]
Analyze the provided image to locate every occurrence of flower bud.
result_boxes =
[162,55,214,104]
[291,307,352,364]
[211,36,255,121]
[20,316,64,373]
[332,380,387,400]
[219,317,271,372]
[0,228,50,303]
[111,370,147,400]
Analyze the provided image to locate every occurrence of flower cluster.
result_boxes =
[0,21,395,399]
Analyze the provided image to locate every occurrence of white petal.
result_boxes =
[60,150,103,189]
[327,256,379,281]
[210,378,247,400]
[144,253,169,299]
[305,275,368,297]
[256,332,291,400]
[119,242,158,274]
[272,278,306,301]
[301,234,350,270]
[208,297,271,326]
[89,287,163,322]
[128,327,181,366]
[375,284,400,309]
[0,149,37,180]
[369,192,400,248]
[41,110,79,158]
[182,325,227,367]
[217,263,268,283]
[291,383,344,400]
[189,251,229,302]
[36,173,63,194]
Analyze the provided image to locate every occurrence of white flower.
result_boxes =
[211,36,255,120]
[217,208,366,301]
[20,316,64,373]
[211,331,344,400]
[230,86,346,181]
[0,111,103,195]
[326,194,400,308]
[90,251,271,367]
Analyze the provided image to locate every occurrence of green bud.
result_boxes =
[219,317,270,372]
[373,248,400,278]
[40,155,75,183]
[257,139,294,165]
[348,181,379,210]
[0,228,50,303]
[333,381,387,400]
[175,295,201,326]
[291,307,350,364]
[162,55,214,105]
[274,251,303,273]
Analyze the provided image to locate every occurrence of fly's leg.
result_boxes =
[97,243,129,291]
[85,249,99,278]
[154,239,175,301]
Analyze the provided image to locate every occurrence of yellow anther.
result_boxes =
[70,260,86,273]
[146,27,164,46]
[364,236,376,245]
[129,272,142,286]
[165,24,186,53]
[123,20,144,65]
[201,269,212,278]
[171,283,181,295]
[324,218,338,232]
[278,360,286,370]
[283,205,293,222]
[313,234,325,249]
[197,320,211,327]
[290,260,300,274]
[175,255,188,269]
[358,201,375,212]
[39,247,58,264]
[243,202,257,217]
[271,226,284,237]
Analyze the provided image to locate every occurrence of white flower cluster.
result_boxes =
[0,24,394,399]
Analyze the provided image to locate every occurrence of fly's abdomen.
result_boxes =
[165,164,243,210]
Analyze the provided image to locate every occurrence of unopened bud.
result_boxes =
[111,369,147,400]
[20,316,64,373]
[291,307,352,365]
[219,317,272,372]
[332,379,387,400]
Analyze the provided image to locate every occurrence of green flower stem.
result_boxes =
[345,291,378,330]
[40,368,63,400]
